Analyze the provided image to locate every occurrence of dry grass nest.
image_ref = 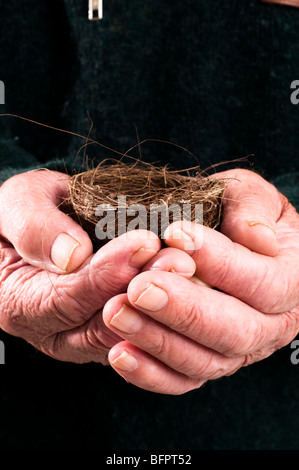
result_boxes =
[65,161,227,250]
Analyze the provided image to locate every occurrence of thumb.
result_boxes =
[0,170,93,273]
[214,169,282,256]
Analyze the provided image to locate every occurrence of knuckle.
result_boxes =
[83,315,117,352]
[148,373,171,393]
[146,331,168,357]
[210,247,235,287]
[171,301,202,336]
[50,290,87,327]
[0,174,30,211]
[249,268,289,313]
[0,174,21,195]
[93,263,130,300]
[146,370,202,396]
[14,214,33,245]
[181,354,242,382]
[177,355,212,380]
[40,330,110,365]
[232,168,266,186]
[2,308,25,335]
[82,327,110,354]
[242,350,266,367]
[222,321,265,358]
[229,310,299,365]
[275,310,299,348]
[247,271,273,311]
[233,168,255,179]
[0,287,26,336]
[40,332,61,359]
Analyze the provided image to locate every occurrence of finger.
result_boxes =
[212,169,283,256]
[41,311,122,364]
[0,229,161,341]
[125,271,299,356]
[108,341,206,395]
[142,247,196,278]
[0,170,93,273]
[103,293,244,382]
[56,229,162,318]
[163,220,298,313]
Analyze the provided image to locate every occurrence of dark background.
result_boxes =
[0,0,298,450]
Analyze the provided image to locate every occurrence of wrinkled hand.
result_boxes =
[0,170,196,363]
[103,169,299,394]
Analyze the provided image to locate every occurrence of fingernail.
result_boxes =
[130,247,158,267]
[189,275,211,287]
[246,220,279,256]
[110,351,139,372]
[51,233,80,271]
[247,220,277,235]
[110,304,143,334]
[168,228,196,251]
[134,283,168,311]
[169,268,196,278]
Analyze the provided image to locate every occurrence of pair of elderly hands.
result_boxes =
[0,168,298,395]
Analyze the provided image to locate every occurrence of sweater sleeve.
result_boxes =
[0,138,38,183]
[0,139,77,184]
[272,172,299,212]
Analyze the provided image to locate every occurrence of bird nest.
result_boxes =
[65,162,227,250]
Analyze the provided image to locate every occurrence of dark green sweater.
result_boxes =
[0,0,298,451]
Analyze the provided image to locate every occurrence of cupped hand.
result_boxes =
[0,170,191,363]
[102,169,299,394]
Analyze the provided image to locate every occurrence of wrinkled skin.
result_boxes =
[0,169,298,395]
[0,170,195,363]
[103,169,299,394]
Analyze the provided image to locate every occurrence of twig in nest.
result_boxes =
[65,161,227,250]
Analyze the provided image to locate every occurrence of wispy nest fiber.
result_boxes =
[66,161,227,250]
